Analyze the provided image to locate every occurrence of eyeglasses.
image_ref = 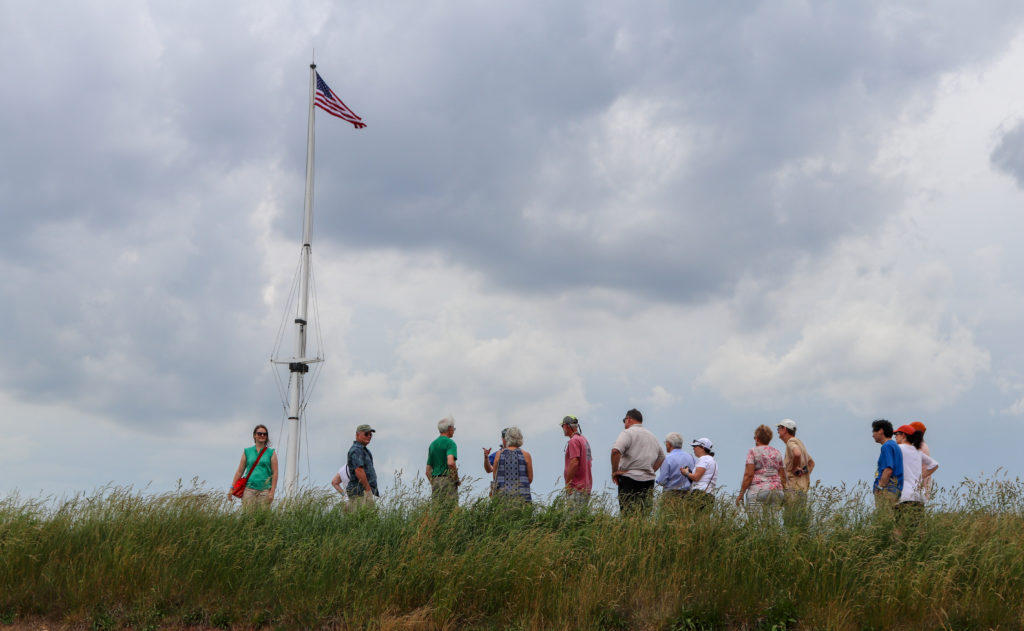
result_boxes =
[254,432,268,437]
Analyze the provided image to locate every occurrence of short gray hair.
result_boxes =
[437,416,455,433]
[665,432,683,448]
[504,426,524,447]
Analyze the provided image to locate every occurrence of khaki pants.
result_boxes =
[874,490,899,512]
[241,487,271,508]
[782,489,809,529]
[430,475,458,502]
[659,489,689,514]
[343,493,376,512]
[745,489,784,511]
[562,489,591,510]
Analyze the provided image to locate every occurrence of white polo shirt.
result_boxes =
[612,424,665,482]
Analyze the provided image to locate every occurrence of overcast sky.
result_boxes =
[3,2,1024,503]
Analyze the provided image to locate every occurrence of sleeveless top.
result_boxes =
[243,446,274,491]
[494,449,531,502]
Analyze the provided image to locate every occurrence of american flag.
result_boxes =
[315,72,366,129]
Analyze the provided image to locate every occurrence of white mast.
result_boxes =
[279,63,321,497]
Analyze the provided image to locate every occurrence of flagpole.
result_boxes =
[283,63,318,497]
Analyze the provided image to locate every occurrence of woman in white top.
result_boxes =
[893,424,938,506]
[910,421,933,500]
[681,437,718,511]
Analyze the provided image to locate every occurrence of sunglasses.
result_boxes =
[254,432,268,437]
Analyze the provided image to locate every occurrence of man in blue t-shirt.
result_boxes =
[871,419,903,511]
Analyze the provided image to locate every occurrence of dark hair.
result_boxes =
[871,419,893,438]
[907,431,924,450]
[625,409,643,423]
[754,425,773,445]
[253,424,271,447]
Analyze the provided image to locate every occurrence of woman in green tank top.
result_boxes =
[229,424,279,506]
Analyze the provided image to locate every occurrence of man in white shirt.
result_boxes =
[611,408,665,516]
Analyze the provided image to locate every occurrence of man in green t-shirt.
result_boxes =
[426,416,459,501]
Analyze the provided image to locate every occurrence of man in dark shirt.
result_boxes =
[346,424,379,504]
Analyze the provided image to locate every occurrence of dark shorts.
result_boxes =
[617,476,655,515]
[687,489,715,512]
[895,500,924,516]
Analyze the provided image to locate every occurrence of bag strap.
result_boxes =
[241,447,268,486]
[696,456,716,492]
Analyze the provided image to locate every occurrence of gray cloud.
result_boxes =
[308,3,1024,304]
[992,119,1024,188]
[1,1,1023,491]
[0,3,306,425]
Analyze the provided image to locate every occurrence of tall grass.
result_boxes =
[2,476,1024,630]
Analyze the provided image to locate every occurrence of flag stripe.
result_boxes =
[314,95,363,122]
[315,72,366,129]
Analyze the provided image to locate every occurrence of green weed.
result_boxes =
[1,478,1023,629]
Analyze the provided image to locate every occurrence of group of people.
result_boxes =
[607,410,816,515]
[227,413,938,517]
[871,419,938,513]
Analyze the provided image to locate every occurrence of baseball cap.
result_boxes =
[895,424,916,435]
[910,421,927,434]
[561,415,579,426]
[356,424,376,434]
[777,419,797,431]
[690,437,713,451]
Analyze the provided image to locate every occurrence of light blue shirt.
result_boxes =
[657,448,696,491]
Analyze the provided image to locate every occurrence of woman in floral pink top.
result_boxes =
[736,424,787,510]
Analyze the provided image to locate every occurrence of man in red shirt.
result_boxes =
[561,415,593,499]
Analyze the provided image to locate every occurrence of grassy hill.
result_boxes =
[2,477,1023,630]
